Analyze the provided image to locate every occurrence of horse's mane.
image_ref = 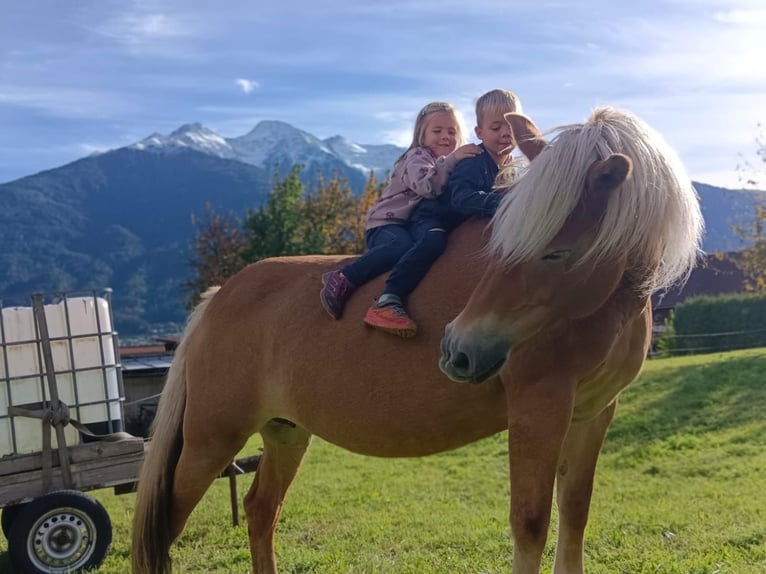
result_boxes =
[489,106,704,294]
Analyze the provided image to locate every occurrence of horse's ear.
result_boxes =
[560,154,633,240]
[586,154,632,196]
[505,112,546,160]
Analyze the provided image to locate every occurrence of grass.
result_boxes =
[1,348,765,573]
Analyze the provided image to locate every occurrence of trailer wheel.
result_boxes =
[7,490,112,573]
[2,503,28,539]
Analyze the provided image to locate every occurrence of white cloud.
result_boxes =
[127,14,174,37]
[714,9,766,25]
[90,12,194,44]
[0,86,132,118]
[235,78,259,94]
[381,128,411,147]
[78,4,203,59]
[79,142,111,155]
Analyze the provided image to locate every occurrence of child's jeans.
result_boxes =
[382,217,447,300]
[341,224,412,287]
[341,219,447,300]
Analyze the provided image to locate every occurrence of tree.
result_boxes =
[732,205,766,292]
[245,165,306,261]
[244,166,389,259]
[342,171,387,254]
[298,171,360,254]
[185,166,391,307]
[737,122,765,188]
[732,124,766,291]
[186,203,247,307]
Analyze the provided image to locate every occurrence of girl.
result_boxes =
[320,101,481,337]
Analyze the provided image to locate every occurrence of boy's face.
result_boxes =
[475,108,514,164]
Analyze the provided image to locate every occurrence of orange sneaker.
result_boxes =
[363,300,417,338]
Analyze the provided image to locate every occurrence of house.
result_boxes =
[119,339,177,436]
[651,252,746,326]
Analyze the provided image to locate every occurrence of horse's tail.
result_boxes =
[131,286,221,574]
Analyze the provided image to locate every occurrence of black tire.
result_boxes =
[7,490,112,573]
[1,503,28,540]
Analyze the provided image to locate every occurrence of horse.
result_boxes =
[132,106,703,574]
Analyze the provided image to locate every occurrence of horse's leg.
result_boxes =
[170,429,250,541]
[244,420,312,574]
[552,401,616,574]
[506,377,576,574]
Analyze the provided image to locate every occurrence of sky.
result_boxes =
[1,0,765,188]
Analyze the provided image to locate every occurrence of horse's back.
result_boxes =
[202,221,491,353]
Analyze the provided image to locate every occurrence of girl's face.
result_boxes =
[421,111,459,157]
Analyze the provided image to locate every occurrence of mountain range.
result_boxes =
[0,120,763,335]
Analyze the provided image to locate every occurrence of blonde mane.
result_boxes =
[489,106,704,293]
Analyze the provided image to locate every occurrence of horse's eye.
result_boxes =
[542,249,571,262]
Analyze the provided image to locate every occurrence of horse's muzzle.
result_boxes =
[439,324,510,384]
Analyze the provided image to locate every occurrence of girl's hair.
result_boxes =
[410,101,466,150]
[395,102,466,165]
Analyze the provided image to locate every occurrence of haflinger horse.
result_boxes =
[132,107,703,574]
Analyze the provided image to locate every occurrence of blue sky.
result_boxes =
[1,0,764,188]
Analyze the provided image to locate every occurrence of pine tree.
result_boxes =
[245,165,306,261]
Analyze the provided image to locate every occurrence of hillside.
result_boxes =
[0,149,271,333]
[694,182,766,252]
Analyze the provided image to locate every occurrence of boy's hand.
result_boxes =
[453,143,483,160]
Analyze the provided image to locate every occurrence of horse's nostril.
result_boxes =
[452,352,470,371]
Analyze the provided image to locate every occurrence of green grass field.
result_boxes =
[2,348,765,573]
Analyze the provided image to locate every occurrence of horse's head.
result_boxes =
[440,154,632,383]
[440,107,703,384]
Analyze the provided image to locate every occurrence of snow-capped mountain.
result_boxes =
[229,120,336,167]
[133,123,235,158]
[130,120,403,178]
[324,135,405,174]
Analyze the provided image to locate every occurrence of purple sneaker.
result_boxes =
[320,270,356,319]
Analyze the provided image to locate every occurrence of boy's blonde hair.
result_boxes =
[409,101,467,150]
[475,89,521,126]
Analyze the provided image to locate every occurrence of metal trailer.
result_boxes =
[0,291,258,573]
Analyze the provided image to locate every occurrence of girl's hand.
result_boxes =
[453,144,483,160]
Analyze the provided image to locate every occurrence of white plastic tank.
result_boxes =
[0,295,123,457]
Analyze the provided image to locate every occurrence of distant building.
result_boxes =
[652,252,745,326]
[120,338,178,436]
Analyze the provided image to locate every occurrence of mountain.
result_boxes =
[129,120,398,190]
[0,120,763,335]
[0,122,403,335]
[692,182,766,252]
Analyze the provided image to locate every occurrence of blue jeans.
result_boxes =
[341,219,448,301]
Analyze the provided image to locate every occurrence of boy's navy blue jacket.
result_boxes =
[411,143,502,230]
